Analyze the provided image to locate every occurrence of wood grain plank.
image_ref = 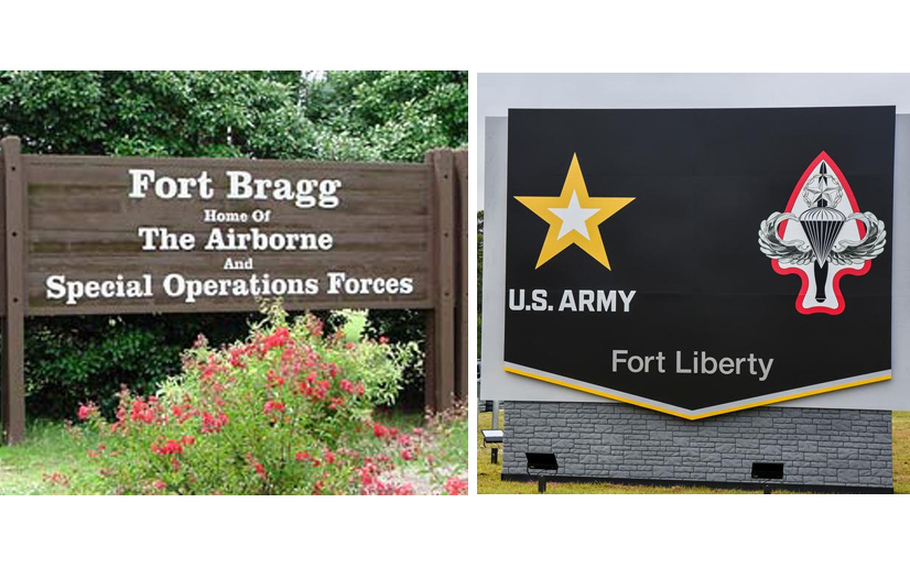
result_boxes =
[454,149,469,401]
[429,150,456,409]
[0,145,5,316]
[2,137,26,444]
[22,155,436,315]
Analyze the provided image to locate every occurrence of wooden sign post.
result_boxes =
[1,137,26,445]
[0,137,468,445]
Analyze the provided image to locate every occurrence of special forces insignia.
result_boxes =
[759,152,887,315]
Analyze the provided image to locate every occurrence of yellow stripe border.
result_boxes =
[503,366,892,420]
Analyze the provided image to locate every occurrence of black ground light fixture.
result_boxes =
[751,462,784,494]
[481,429,504,464]
[526,452,559,493]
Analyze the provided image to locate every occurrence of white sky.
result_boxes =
[477,73,910,210]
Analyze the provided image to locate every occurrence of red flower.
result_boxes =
[262,327,290,352]
[151,439,183,455]
[267,370,285,388]
[324,450,336,465]
[263,400,286,414]
[77,402,97,421]
[152,479,167,490]
[229,344,254,368]
[201,359,220,381]
[43,472,70,487]
[307,318,324,337]
[202,411,229,433]
[379,336,389,345]
[400,448,415,461]
[130,400,155,423]
[182,435,196,447]
[373,422,388,438]
[247,455,268,480]
[172,405,194,423]
[295,452,310,461]
[444,477,468,495]
[340,380,354,393]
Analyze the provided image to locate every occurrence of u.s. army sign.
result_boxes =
[501,107,894,419]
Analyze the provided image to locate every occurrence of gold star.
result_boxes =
[515,153,634,270]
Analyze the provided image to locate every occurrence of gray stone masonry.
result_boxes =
[502,402,892,490]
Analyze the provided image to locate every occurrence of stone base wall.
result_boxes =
[502,402,892,490]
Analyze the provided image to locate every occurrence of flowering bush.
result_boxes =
[68,303,466,495]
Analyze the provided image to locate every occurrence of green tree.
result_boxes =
[0,70,467,161]
[305,71,468,161]
[0,71,314,158]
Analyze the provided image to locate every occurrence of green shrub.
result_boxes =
[365,309,426,410]
[22,311,352,420]
[24,313,254,419]
[66,304,469,495]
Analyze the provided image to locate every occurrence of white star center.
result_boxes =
[549,190,600,239]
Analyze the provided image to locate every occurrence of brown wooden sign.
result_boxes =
[0,137,468,444]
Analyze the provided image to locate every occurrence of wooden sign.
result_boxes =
[0,137,469,444]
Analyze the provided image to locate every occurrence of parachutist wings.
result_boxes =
[758,211,814,265]
[829,212,887,265]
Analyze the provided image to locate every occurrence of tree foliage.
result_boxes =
[0,70,467,161]
[0,71,467,418]
[304,71,467,161]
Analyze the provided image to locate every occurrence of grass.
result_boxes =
[0,420,96,495]
[0,406,468,495]
[425,403,470,478]
[893,411,910,493]
[477,410,910,494]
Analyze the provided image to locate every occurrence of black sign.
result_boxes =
[504,107,894,419]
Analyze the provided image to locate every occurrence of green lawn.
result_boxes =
[0,420,98,494]
[478,410,910,494]
[893,411,909,493]
[0,407,465,494]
